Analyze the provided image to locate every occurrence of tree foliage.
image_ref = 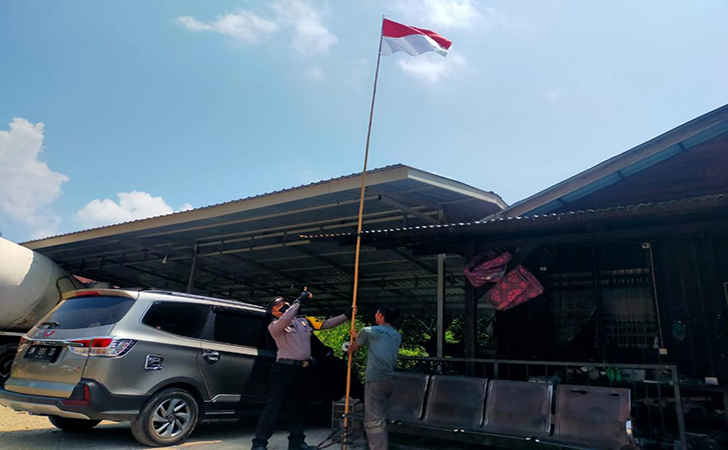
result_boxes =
[314,311,495,382]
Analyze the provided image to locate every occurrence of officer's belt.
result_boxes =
[276,358,312,368]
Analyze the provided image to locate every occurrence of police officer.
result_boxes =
[251,288,350,450]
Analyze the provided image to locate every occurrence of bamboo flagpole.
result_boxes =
[341,16,452,448]
[342,16,385,450]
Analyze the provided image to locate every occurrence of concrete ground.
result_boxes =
[0,405,366,450]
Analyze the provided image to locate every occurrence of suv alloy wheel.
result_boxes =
[131,388,199,447]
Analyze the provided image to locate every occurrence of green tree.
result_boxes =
[314,315,429,382]
[315,318,369,381]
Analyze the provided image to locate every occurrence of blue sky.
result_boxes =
[1,0,727,242]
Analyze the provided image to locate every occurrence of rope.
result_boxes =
[315,425,361,449]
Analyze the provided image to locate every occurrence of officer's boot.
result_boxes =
[288,443,316,450]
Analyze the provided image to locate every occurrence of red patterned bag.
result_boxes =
[484,265,544,310]
[464,251,512,287]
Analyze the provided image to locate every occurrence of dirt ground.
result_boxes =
[0,405,359,450]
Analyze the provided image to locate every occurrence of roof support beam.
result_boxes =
[245,253,463,277]
[56,209,439,265]
[213,270,462,292]
[94,261,188,288]
[295,246,353,275]
[388,248,439,275]
[225,253,346,313]
[239,284,461,297]
[366,186,445,214]
[379,195,442,225]
[292,245,438,307]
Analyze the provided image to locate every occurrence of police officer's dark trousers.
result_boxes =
[252,362,308,448]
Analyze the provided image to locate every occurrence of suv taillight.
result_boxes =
[68,337,136,357]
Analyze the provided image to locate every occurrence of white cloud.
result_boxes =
[0,118,68,238]
[76,191,192,228]
[398,53,466,84]
[176,12,279,44]
[177,0,336,55]
[304,66,325,81]
[394,0,483,29]
[272,0,337,55]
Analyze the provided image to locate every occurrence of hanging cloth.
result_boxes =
[464,251,512,287]
[484,264,544,310]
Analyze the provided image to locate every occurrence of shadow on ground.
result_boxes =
[0,419,343,450]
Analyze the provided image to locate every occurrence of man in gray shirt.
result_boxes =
[252,288,350,450]
[350,305,402,450]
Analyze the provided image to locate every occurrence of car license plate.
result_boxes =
[25,345,61,361]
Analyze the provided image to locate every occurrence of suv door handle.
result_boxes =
[203,350,221,363]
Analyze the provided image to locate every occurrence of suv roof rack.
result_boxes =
[142,290,264,311]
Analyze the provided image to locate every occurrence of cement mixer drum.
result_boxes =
[0,238,82,332]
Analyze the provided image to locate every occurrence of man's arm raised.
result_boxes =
[268,302,300,337]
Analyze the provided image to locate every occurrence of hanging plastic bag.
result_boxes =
[464,251,512,287]
[484,265,544,310]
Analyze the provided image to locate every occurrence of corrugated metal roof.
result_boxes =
[304,193,728,241]
[19,165,503,313]
[21,164,401,244]
[495,103,728,218]
[23,164,504,250]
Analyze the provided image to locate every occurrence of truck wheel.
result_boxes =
[131,388,199,447]
[0,343,17,385]
[48,415,101,431]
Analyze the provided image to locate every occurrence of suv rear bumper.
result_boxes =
[0,379,147,421]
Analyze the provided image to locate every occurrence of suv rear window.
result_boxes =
[142,301,210,338]
[44,296,135,329]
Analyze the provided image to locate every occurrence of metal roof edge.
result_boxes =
[494,103,728,218]
[22,164,503,250]
[405,167,508,209]
[22,164,408,249]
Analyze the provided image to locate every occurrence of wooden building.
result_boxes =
[313,104,728,447]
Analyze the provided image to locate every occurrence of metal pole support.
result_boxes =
[186,243,199,294]
[436,253,446,358]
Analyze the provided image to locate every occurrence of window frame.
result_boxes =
[200,306,275,352]
[140,300,212,340]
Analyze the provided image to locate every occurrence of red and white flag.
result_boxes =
[380,19,452,57]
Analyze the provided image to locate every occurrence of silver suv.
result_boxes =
[0,288,282,447]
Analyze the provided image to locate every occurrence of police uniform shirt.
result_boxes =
[268,302,347,361]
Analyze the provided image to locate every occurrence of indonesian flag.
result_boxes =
[380,19,452,57]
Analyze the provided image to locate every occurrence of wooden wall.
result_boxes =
[492,234,728,383]
[653,234,728,383]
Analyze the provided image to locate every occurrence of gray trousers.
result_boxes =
[364,379,395,450]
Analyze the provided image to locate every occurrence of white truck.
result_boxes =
[0,237,85,383]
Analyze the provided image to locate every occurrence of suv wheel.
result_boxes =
[48,415,101,431]
[0,343,17,385]
[131,388,199,447]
